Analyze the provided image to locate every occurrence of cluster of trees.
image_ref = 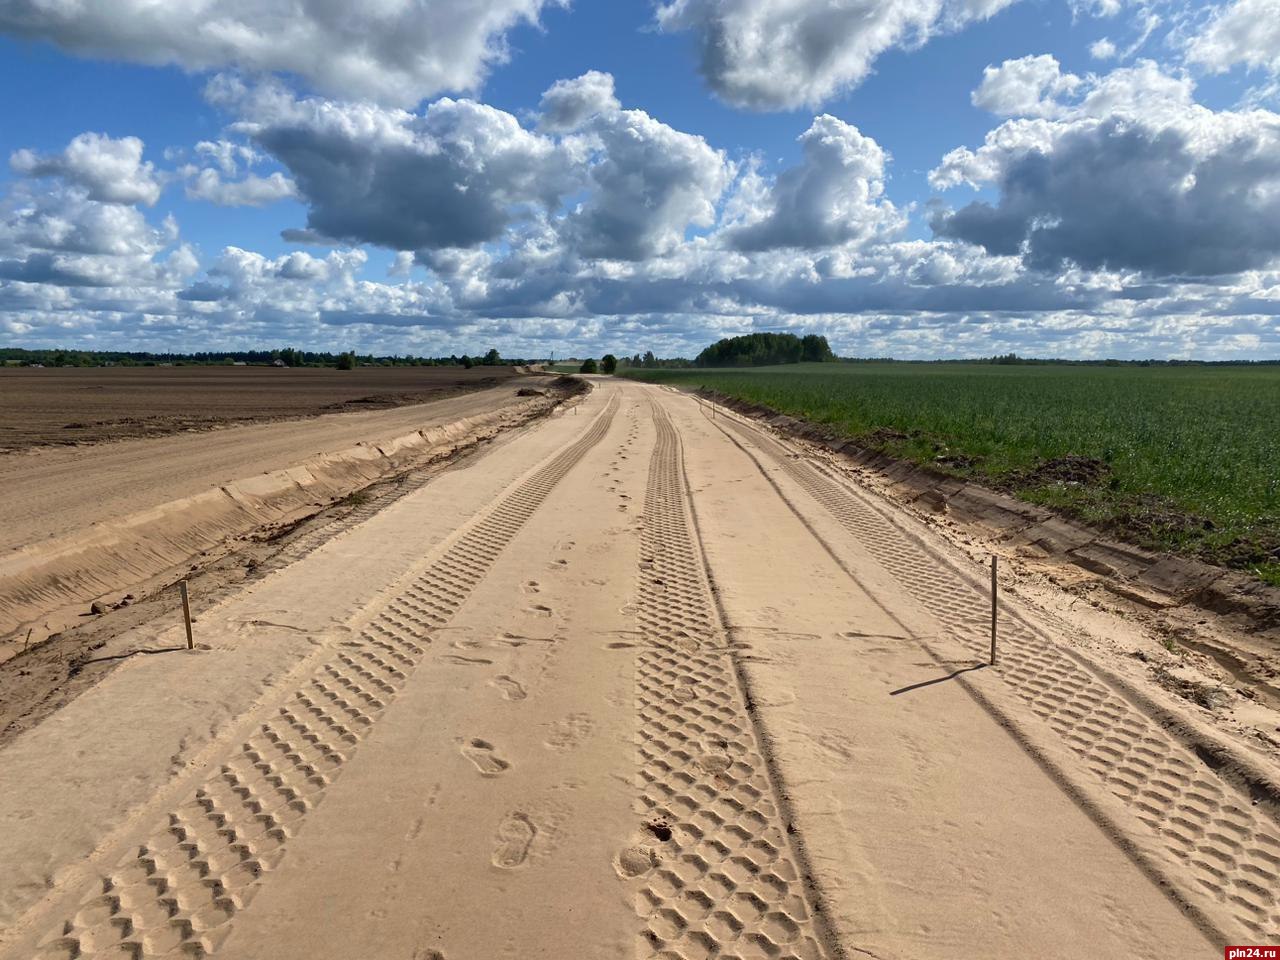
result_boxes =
[459,349,505,369]
[0,346,527,369]
[572,336,838,373]
[621,351,692,370]
[694,333,834,367]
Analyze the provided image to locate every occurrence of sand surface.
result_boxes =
[1,379,1277,959]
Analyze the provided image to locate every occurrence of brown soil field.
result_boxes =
[0,365,518,451]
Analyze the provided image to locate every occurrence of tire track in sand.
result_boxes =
[20,395,618,960]
[628,401,831,960]
[714,408,1280,943]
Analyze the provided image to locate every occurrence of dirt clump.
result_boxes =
[1015,455,1111,488]
[1151,663,1232,711]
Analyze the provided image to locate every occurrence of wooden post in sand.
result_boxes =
[989,556,998,665]
[179,580,194,650]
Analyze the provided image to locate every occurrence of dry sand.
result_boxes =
[0,383,544,652]
[1,379,1277,959]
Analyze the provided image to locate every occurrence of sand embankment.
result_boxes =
[0,386,562,657]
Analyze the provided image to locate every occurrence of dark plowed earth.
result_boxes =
[629,401,830,960]
[15,397,618,960]
[715,411,1280,943]
[0,366,519,451]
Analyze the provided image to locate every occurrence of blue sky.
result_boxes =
[0,0,1277,359]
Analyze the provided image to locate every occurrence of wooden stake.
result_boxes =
[989,556,998,666]
[23,628,32,653]
[179,580,194,650]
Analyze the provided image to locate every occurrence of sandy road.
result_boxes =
[0,378,1276,959]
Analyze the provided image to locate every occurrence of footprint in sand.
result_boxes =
[522,580,541,595]
[461,738,510,776]
[544,713,594,751]
[491,675,528,701]
[527,604,553,618]
[613,845,657,879]
[440,654,494,666]
[492,813,536,868]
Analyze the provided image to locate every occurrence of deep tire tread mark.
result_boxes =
[717,412,1280,941]
[630,402,828,960]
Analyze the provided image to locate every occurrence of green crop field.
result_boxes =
[622,363,1280,584]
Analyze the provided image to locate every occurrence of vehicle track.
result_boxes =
[19,395,619,960]
[257,419,517,573]
[712,407,1280,942]
[629,401,830,960]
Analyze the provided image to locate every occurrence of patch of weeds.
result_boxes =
[1253,560,1280,588]
[340,490,371,508]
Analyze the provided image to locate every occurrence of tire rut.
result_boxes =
[715,409,1280,943]
[629,401,830,960]
[17,395,619,960]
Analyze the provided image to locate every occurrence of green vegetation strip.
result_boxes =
[623,363,1280,585]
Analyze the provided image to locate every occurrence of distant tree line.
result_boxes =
[843,355,1280,367]
[694,333,835,367]
[620,351,693,370]
[0,346,534,369]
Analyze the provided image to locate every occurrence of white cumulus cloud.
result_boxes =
[654,0,1021,110]
[563,103,733,261]
[538,70,620,132]
[931,60,1280,276]
[1187,0,1280,78]
[1089,37,1117,60]
[185,169,298,207]
[726,114,905,250]
[0,0,566,106]
[10,132,162,206]
[972,54,1082,117]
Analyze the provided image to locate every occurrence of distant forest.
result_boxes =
[4,344,1276,371]
[0,347,530,368]
[695,333,835,367]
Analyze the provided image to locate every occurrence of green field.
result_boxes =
[623,363,1280,584]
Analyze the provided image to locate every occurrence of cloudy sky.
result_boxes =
[1,0,1278,359]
